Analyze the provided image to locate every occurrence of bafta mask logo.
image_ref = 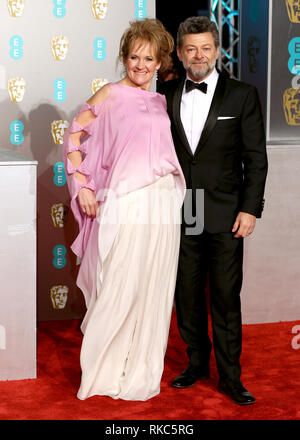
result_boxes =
[7,0,25,17]
[50,285,68,310]
[51,36,69,61]
[283,88,300,125]
[7,77,26,102]
[286,0,300,23]
[51,203,68,228]
[51,120,69,144]
[91,0,108,19]
[247,36,261,74]
[91,78,109,94]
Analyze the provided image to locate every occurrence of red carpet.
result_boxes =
[0,311,299,420]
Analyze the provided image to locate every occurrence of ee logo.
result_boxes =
[288,37,300,75]
[10,35,23,60]
[94,38,106,61]
[53,0,66,18]
[53,161,66,187]
[54,78,66,102]
[135,0,147,20]
[10,120,24,145]
[249,0,259,22]
[52,245,66,269]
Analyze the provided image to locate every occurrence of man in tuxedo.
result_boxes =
[158,16,268,405]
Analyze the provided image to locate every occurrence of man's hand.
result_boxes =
[232,212,256,238]
[78,187,99,218]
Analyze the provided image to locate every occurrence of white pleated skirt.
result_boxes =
[77,174,181,401]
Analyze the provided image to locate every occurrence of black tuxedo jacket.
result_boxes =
[158,72,268,233]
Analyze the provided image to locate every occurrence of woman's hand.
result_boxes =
[78,187,99,217]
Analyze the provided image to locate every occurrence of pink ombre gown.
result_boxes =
[63,83,185,401]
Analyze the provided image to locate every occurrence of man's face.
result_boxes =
[177,32,219,82]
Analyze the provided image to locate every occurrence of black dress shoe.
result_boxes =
[171,366,209,389]
[218,380,256,405]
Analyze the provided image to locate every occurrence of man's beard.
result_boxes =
[187,62,214,80]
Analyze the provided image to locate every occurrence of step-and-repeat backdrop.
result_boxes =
[267,0,300,142]
[0,0,154,321]
[240,0,300,143]
[239,0,300,324]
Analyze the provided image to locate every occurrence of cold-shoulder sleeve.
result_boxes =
[62,100,106,258]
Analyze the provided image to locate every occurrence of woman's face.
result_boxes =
[124,39,161,90]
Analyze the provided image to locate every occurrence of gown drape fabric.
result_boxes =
[62,83,186,401]
[78,174,181,401]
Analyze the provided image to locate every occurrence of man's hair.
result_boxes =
[177,16,220,49]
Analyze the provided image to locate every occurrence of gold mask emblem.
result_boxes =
[51,203,68,228]
[51,36,69,61]
[7,77,26,102]
[51,120,69,145]
[91,0,108,19]
[7,0,25,17]
[286,0,300,22]
[50,285,68,310]
[283,88,300,125]
[91,78,109,94]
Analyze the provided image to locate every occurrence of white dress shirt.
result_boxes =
[180,68,219,154]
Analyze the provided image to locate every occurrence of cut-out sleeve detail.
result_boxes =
[77,102,102,117]
[64,135,84,154]
[69,119,84,134]
[77,103,91,114]
[62,95,109,258]
[89,102,105,117]
[68,102,105,137]
[66,157,90,176]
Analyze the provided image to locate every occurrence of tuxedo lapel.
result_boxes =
[194,73,227,156]
[172,78,194,157]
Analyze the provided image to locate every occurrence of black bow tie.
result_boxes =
[185,79,208,94]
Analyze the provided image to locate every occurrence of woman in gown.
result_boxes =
[63,18,186,401]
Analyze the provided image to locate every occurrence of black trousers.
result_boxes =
[175,227,244,383]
